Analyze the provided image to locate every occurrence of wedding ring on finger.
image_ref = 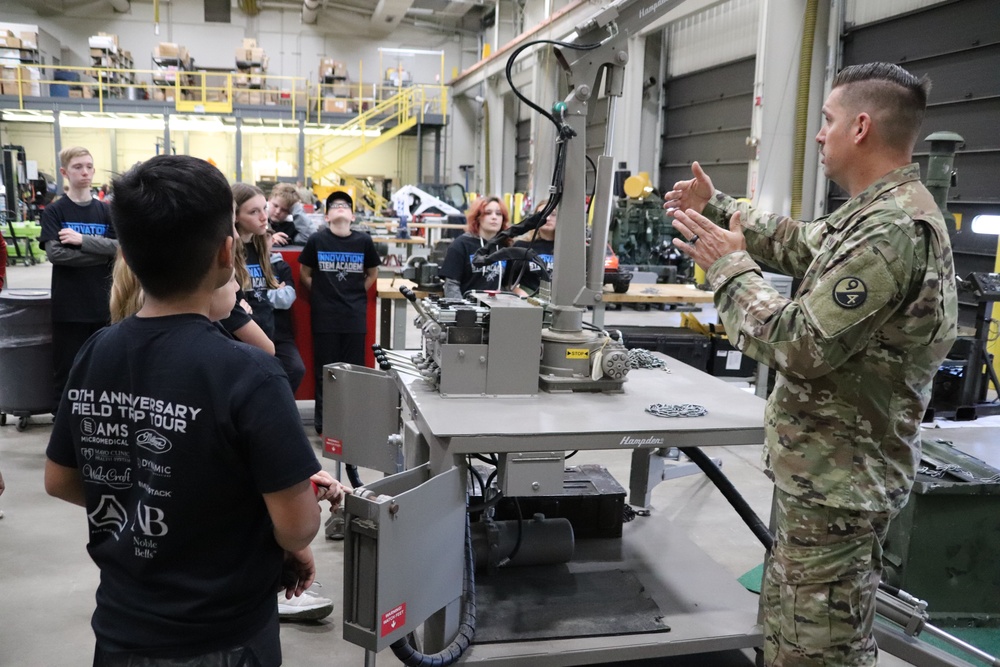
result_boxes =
[689,234,700,245]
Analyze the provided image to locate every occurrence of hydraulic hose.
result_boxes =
[679,447,773,550]
[345,463,363,489]
[389,513,477,667]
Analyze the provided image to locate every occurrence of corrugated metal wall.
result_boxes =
[844,0,947,26]
[665,0,759,77]
[658,0,760,196]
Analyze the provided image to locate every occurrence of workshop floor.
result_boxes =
[0,260,944,667]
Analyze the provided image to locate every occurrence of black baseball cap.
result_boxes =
[326,190,353,211]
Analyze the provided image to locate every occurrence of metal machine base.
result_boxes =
[460,516,762,665]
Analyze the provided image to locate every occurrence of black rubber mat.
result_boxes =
[473,565,670,643]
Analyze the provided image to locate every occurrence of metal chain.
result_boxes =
[917,463,1000,484]
[645,403,707,418]
[628,348,668,370]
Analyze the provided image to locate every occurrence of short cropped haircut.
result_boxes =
[269,182,299,209]
[466,196,510,236]
[112,155,234,300]
[60,146,92,169]
[833,62,931,152]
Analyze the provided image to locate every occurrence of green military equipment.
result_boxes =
[924,131,964,233]
[882,437,1000,621]
[609,196,693,283]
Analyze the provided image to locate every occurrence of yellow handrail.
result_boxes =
[0,63,448,125]
[306,86,426,178]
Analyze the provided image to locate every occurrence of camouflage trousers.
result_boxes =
[761,488,894,667]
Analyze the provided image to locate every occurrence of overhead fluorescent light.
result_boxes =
[0,111,54,123]
[59,113,166,130]
[378,47,444,56]
[169,116,235,133]
[972,214,1000,235]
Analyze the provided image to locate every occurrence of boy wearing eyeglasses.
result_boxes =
[298,191,380,437]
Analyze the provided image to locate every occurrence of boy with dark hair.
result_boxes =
[44,155,340,666]
[40,146,118,413]
[299,191,380,436]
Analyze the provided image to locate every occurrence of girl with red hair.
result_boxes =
[439,196,511,299]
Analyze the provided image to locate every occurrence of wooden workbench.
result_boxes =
[601,282,714,304]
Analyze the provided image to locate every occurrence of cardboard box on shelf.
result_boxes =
[322,97,352,113]
[0,35,22,49]
[68,88,83,98]
[236,47,265,64]
[329,82,353,97]
[319,58,348,80]
[155,42,179,59]
[88,34,117,52]
[154,42,189,64]
[19,32,38,48]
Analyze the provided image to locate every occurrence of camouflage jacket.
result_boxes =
[702,163,957,512]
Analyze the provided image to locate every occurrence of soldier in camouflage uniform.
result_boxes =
[664,62,958,666]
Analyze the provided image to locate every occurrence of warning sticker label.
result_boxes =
[565,348,590,359]
[381,603,406,637]
[324,438,343,456]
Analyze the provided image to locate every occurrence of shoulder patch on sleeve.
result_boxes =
[802,247,898,339]
[833,277,867,308]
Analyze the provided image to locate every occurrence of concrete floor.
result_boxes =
[0,259,958,666]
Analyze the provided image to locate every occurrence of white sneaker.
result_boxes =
[278,586,334,622]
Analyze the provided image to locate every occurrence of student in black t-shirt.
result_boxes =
[299,190,381,435]
[439,195,511,299]
[233,183,279,341]
[268,183,313,245]
[510,199,557,296]
[39,146,118,412]
[44,155,346,667]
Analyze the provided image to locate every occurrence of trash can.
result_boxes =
[0,288,53,430]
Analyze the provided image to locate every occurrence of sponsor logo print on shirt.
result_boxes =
[318,251,364,274]
[833,277,867,308]
[89,495,127,532]
[136,429,172,454]
[82,464,133,489]
[64,222,108,236]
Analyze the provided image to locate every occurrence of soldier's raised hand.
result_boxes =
[664,161,715,216]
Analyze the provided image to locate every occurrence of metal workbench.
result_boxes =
[387,356,768,664]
